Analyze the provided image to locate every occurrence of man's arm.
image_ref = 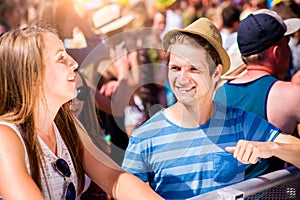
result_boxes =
[226,133,300,168]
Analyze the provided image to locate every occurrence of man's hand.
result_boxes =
[225,140,275,164]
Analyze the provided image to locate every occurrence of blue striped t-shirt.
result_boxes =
[122,102,280,199]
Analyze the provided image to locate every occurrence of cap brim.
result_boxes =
[284,18,300,36]
[163,29,230,75]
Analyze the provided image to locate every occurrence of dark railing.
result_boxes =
[189,166,300,200]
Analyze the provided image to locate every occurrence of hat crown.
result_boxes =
[237,9,287,56]
[254,9,286,30]
[162,17,230,75]
[184,18,223,45]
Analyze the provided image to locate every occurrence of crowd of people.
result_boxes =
[0,0,300,199]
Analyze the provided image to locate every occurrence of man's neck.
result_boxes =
[164,101,214,128]
[230,65,275,83]
[247,65,274,74]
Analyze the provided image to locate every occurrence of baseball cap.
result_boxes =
[237,9,300,57]
[163,18,230,75]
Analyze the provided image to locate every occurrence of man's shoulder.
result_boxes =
[131,110,169,137]
[275,80,300,89]
[269,80,300,101]
[269,81,300,110]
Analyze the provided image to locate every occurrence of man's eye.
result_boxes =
[190,67,199,72]
[169,65,180,71]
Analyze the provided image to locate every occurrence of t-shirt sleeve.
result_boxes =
[121,135,150,182]
[242,111,280,142]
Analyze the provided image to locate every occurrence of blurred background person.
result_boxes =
[0,0,24,36]
[220,4,241,50]
[272,0,300,81]
[35,0,105,66]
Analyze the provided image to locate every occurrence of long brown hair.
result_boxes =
[0,26,85,195]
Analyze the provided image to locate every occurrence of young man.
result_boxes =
[215,9,300,179]
[122,17,300,199]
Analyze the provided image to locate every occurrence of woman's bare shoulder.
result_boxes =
[0,123,26,158]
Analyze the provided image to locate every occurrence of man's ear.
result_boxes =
[213,64,223,82]
[269,45,280,67]
[271,45,279,58]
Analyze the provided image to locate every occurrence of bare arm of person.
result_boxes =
[84,149,163,200]
[77,122,163,200]
[0,125,44,200]
[226,133,300,168]
[290,74,300,136]
[268,82,300,136]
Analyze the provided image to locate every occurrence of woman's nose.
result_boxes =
[69,56,78,72]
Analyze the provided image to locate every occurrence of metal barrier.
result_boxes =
[0,167,299,200]
[189,166,300,200]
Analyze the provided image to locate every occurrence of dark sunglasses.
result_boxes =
[52,158,76,200]
[76,85,90,101]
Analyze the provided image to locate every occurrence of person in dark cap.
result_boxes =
[122,17,300,199]
[215,9,300,179]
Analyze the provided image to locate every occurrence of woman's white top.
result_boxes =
[0,121,78,200]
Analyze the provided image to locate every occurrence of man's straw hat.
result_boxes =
[163,17,230,75]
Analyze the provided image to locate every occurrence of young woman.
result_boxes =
[0,26,162,200]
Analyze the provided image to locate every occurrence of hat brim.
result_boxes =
[98,15,135,34]
[163,29,230,75]
[284,18,300,36]
[92,4,121,28]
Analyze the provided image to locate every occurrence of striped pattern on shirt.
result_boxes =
[122,102,280,199]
